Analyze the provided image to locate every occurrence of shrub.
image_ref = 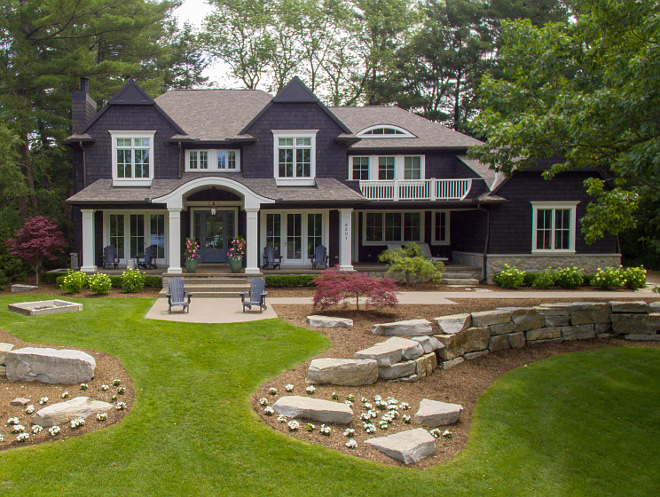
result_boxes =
[554,266,584,289]
[532,269,555,289]
[583,274,595,286]
[265,274,316,288]
[620,266,646,290]
[56,275,65,289]
[653,285,660,294]
[39,272,61,285]
[378,242,444,285]
[591,267,623,289]
[121,268,145,293]
[110,276,123,288]
[144,275,163,288]
[88,273,112,294]
[493,264,526,289]
[61,270,87,294]
[522,272,537,287]
[312,268,398,311]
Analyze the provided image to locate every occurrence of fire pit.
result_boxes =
[8,300,83,316]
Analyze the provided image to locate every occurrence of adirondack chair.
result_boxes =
[165,277,193,313]
[103,245,119,269]
[239,277,268,313]
[261,245,282,269]
[417,243,448,263]
[137,244,158,269]
[310,245,328,269]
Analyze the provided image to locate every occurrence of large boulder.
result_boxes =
[509,308,545,332]
[371,319,433,336]
[306,358,378,386]
[32,397,113,427]
[272,396,352,424]
[489,334,510,352]
[379,360,417,380]
[570,302,611,325]
[306,315,353,328]
[355,337,424,366]
[413,399,463,427]
[5,347,96,384]
[509,332,526,349]
[365,428,436,465]
[535,305,571,327]
[435,327,490,360]
[611,313,660,335]
[562,324,595,341]
[410,336,444,354]
[0,343,14,365]
[471,310,512,327]
[526,327,562,342]
[434,314,471,335]
[609,301,650,314]
[415,353,438,379]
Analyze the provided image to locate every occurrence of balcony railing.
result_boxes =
[359,178,473,201]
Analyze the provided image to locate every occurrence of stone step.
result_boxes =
[441,278,480,286]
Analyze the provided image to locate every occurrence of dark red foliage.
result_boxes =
[312,267,398,311]
[6,216,67,283]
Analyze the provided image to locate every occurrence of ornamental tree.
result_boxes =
[312,267,398,311]
[5,216,67,284]
[378,242,444,285]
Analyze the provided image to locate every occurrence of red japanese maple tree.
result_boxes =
[6,216,67,284]
[312,267,398,311]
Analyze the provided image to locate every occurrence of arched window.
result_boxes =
[356,125,415,138]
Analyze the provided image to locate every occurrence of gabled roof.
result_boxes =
[155,89,272,142]
[330,106,483,150]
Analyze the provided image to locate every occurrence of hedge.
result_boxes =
[56,274,161,290]
[264,274,317,288]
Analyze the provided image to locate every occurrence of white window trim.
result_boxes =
[347,155,426,181]
[431,210,451,245]
[109,130,155,186]
[103,210,168,264]
[259,210,329,265]
[185,149,242,172]
[272,130,318,186]
[531,201,579,253]
[361,209,425,246]
[356,125,415,138]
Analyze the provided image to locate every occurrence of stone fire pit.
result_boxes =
[8,300,83,316]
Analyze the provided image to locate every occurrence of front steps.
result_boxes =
[160,273,256,298]
[440,266,482,286]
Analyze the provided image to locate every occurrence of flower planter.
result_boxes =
[229,258,242,273]
[186,258,198,273]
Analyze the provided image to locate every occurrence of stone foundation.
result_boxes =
[485,254,621,283]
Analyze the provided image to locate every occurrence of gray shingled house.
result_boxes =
[65,77,620,280]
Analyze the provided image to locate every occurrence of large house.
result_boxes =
[65,77,620,280]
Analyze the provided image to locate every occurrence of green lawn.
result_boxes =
[0,296,658,496]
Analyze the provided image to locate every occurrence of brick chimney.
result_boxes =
[72,77,97,134]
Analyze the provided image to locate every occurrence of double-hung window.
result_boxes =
[364,211,423,244]
[404,156,421,179]
[110,131,155,186]
[349,155,424,182]
[273,130,317,185]
[531,202,578,252]
[378,157,395,180]
[189,151,208,170]
[351,156,369,180]
[185,149,240,171]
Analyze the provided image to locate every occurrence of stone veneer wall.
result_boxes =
[451,251,484,269]
[436,301,660,369]
[485,254,621,283]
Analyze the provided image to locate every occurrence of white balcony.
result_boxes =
[359,178,473,201]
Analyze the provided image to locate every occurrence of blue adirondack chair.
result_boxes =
[310,245,328,269]
[137,244,158,269]
[103,245,119,269]
[239,277,268,313]
[262,245,282,269]
[166,278,193,313]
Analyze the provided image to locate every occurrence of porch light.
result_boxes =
[210,202,216,216]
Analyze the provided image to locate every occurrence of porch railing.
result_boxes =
[359,178,473,201]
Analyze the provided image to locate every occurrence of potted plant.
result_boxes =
[227,236,246,273]
[184,238,200,273]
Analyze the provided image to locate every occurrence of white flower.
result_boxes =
[305,423,315,432]
[305,385,315,394]
[343,428,355,438]
[345,439,358,449]
[402,414,412,424]
[386,397,398,405]
[16,433,29,443]
[80,383,88,391]
[367,410,377,419]
[70,417,86,429]
[364,423,376,434]
[39,397,48,405]
[0,434,3,442]
[48,426,60,436]
[117,387,126,395]
[113,379,121,386]
[7,417,19,426]
[31,425,43,434]
[101,384,110,392]
[363,402,373,410]
[116,402,126,410]
[429,428,442,438]
[399,402,410,410]
[287,420,299,431]
[381,413,393,423]
[263,406,275,416]
[360,413,370,421]
[25,405,35,415]
[344,400,353,406]
[331,392,339,400]
[285,384,294,392]
[375,400,387,410]
[61,391,69,399]
[258,397,269,406]
[12,424,25,433]
[361,397,368,403]
[442,429,452,439]
[345,394,355,402]
[378,421,388,430]
[269,387,277,395]
[373,395,382,402]
[388,410,399,420]
[320,424,331,436]
[277,415,287,423]
[96,413,107,421]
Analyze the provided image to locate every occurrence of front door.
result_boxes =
[193,210,235,263]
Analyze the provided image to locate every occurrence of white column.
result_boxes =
[245,207,260,274]
[339,208,354,271]
[167,208,182,274]
[80,209,96,272]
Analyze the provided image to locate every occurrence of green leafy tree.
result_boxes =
[469,0,660,243]
[378,242,444,285]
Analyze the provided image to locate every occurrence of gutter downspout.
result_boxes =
[178,142,183,178]
[78,142,87,188]
[478,204,490,283]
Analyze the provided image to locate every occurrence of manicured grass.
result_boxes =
[0,296,658,496]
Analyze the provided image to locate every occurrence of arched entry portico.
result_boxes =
[153,177,274,274]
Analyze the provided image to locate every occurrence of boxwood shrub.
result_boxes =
[264,274,317,288]
[493,265,526,289]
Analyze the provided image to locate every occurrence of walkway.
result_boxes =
[145,287,658,324]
